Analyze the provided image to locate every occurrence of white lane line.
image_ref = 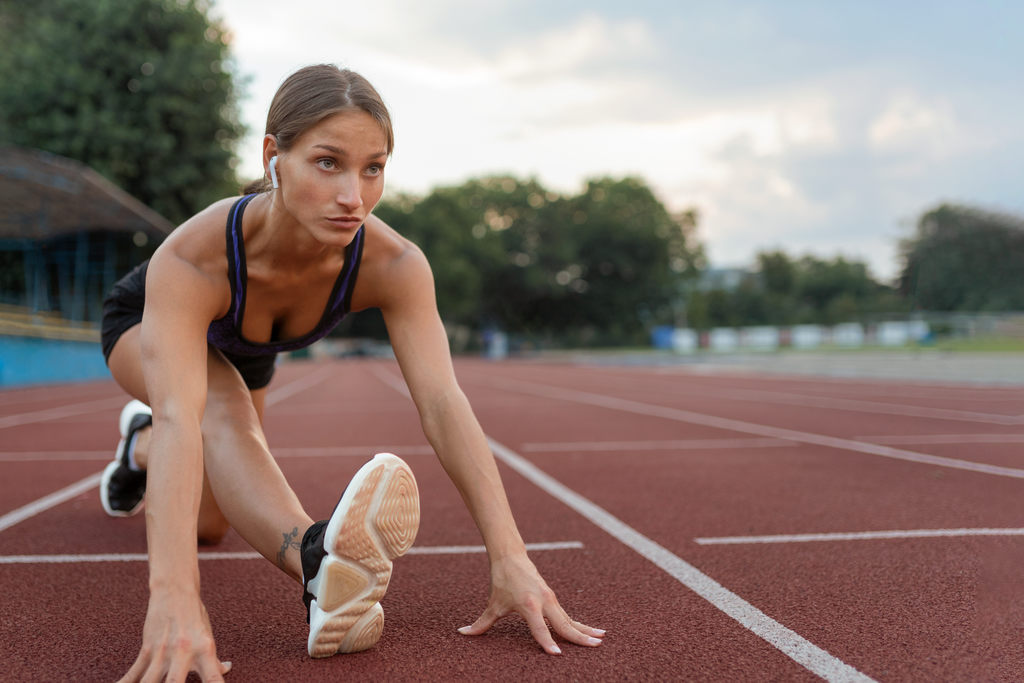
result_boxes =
[521,437,794,453]
[266,364,335,406]
[0,541,585,565]
[485,376,1024,480]
[0,473,103,533]
[274,445,436,458]
[0,364,333,535]
[0,396,125,430]
[0,445,437,462]
[647,386,1022,426]
[0,451,109,462]
[487,439,872,683]
[695,528,1024,545]
[369,364,872,682]
[408,540,582,554]
[37,433,1024,462]
[857,434,1024,445]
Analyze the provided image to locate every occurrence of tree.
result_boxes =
[559,177,703,343]
[0,0,244,224]
[369,175,703,347]
[687,250,906,329]
[758,251,796,296]
[899,204,1024,311]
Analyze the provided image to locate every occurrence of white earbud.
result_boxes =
[269,156,279,189]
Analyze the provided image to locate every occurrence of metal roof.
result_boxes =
[0,146,173,240]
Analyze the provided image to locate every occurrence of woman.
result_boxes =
[98,64,603,682]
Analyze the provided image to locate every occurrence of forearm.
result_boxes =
[144,417,205,592]
[421,392,526,563]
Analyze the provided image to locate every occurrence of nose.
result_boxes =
[335,172,363,211]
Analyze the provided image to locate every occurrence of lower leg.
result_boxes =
[108,330,314,582]
[198,356,313,582]
[124,426,232,546]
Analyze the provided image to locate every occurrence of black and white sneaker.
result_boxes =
[301,452,420,657]
[99,400,152,517]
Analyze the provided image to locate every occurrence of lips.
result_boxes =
[326,216,362,229]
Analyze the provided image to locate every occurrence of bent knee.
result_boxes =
[197,517,230,546]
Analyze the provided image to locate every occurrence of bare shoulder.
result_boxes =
[353,214,433,312]
[147,196,241,318]
[156,196,238,264]
[362,213,428,269]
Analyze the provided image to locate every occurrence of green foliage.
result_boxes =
[686,253,906,329]
[0,0,244,224]
[899,204,1024,311]
[371,175,703,347]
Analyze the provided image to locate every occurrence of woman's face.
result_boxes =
[274,109,388,246]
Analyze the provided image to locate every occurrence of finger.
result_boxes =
[574,621,606,638]
[117,651,149,683]
[195,654,230,682]
[458,607,500,636]
[139,654,168,683]
[164,656,191,683]
[547,606,603,648]
[522,607,561,655]
[564,612,606,639]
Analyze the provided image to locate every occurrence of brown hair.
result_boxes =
[243,64,394,193]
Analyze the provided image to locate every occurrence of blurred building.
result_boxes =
[0,146,172,323]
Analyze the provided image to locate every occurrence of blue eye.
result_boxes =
[317,158,336,170]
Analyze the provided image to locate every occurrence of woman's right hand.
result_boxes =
[119,590,231,682]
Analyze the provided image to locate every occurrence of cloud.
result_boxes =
[868,94,958,156]
[212,0,1024,281]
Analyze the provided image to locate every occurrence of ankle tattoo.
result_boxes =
[276,526,301,570]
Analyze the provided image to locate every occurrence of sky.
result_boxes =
[211,0,1024,282]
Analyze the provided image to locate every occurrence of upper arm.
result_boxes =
[140,248,226,424]
[377,243,460,410]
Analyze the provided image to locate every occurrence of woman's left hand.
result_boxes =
[457,553,605,654]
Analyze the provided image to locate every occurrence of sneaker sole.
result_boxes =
[99,456,142,517]
[307,452,420,657]
[99,400,153,517]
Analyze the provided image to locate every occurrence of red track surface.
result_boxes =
[2,358,1023,681]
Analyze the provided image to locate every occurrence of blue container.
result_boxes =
[0,336,109,386]
[651,325,675,350]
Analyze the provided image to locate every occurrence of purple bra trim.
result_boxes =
[206,194,365,356]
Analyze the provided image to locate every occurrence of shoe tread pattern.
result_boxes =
[309,456,419,657]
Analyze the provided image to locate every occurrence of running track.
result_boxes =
[1,357,1023,681]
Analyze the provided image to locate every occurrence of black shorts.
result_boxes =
[100,261,277,390]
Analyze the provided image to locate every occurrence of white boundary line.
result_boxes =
[0,541,585,565]
[0,396,126,430]
[695,528,1024,545]
[685,387,1023,426]
[368,365,873,682]
[0,451,109,462]
[487,439,872,682]
[265,364,336,406]
[0,366,332,535]
[0,473,103,533]
[856,434,1024,445]
[0,445,437,463]
[521,437,794,453]
[483,376,1024,480]
[9,431,1024,462]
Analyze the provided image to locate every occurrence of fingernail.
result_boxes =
[588,636,603,645]
[222,661,232,671]
[593,628,606,636]
[458,626,471,635]
[550,645,562,655]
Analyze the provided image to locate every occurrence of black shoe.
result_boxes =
[301,452,420,657]
[99,400,152,517]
